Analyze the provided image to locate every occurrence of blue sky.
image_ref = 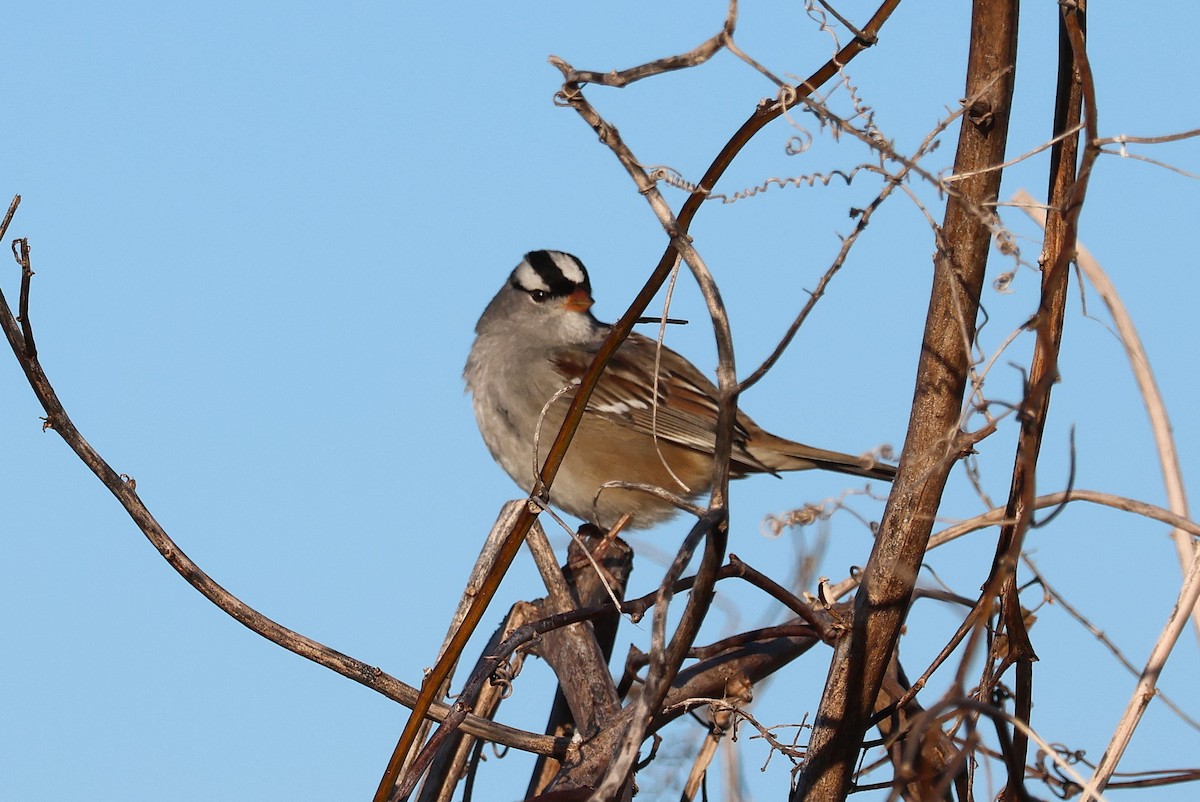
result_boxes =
[3,3,1199,800]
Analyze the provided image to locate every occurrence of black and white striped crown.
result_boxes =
[511,250,591,299]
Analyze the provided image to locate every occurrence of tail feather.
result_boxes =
[745,431,897,482]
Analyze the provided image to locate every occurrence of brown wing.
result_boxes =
[551,331,774,474]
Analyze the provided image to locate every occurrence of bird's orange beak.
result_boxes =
[563,288,594,312]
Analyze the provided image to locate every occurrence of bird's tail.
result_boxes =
[745,431,897,482]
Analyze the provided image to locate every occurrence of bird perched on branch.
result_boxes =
[464,250,895,531]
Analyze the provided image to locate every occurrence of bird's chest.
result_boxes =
[470,352,575,487]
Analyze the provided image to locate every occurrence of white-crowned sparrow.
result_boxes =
[464,250,895,530]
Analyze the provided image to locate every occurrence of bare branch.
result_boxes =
[1095,128,1200,147]
[548,0,738,89]
[0,261,569,763]
[0,194,19,241]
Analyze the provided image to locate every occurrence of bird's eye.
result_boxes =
[529,289,550,303]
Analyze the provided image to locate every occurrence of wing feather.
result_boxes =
[551,331,772,473]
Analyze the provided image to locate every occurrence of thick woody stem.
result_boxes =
[793,1,1020,799]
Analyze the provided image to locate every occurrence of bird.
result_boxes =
[464,250,896,531]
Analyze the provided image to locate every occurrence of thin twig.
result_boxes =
[13,238,36,357]
[1095,149,1200,181]
[726,554,832,640]
[1095,128,1200,147]
[943,123,1084,184]
[549,0,738,89]
[0,195,20,241]
[815,0,875,43]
